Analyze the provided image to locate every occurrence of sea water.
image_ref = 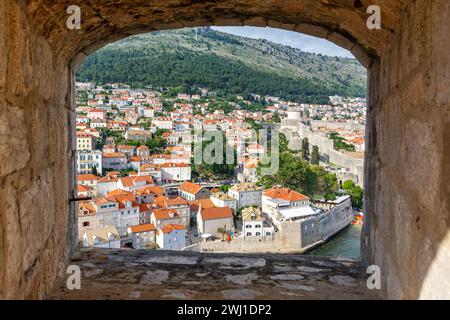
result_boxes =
[306,224,362,259]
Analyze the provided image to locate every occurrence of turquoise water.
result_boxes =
[306,224,362,259]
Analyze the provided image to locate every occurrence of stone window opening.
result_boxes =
[1,1,449,300]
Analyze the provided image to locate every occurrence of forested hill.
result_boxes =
[77,27,367,103]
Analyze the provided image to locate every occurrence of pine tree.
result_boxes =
[301,138,310,161]
[311,145,320,165]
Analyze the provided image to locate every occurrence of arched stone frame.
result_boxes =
[1,0,449,300]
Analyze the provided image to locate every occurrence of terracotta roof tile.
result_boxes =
[178,181,203,195]
[263,187,309,202]
[129,223,156,233]
[200,207,233,221]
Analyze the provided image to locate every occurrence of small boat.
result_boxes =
[351,212,364,225]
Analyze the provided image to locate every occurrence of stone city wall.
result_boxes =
[281,123,364,185]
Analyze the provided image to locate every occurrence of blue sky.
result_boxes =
[212,26,354,58]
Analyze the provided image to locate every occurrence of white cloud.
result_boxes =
[211,26,354,59]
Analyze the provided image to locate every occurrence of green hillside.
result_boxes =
[77,27,367,103]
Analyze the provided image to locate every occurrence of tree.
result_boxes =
[191,131,236,180]
[342,179,356,190]
[279,132,289,153]
[342,179,363,209]
[219,184,231,193]
[348,185,364,209]
[311,165,339,199]
[272,112,281,123]
[145,129,168,153]
[311,145,320,165]
[301,138,310,161]
[328,132,356,152]
[257,152,317,196]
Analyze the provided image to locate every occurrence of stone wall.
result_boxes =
[281,122,365,185]
[362,0,450,299]
[190,222,303,254]
[0,0,449,300]
[309,120,365,132]
[0,1,76,299]
[191,199,353,254]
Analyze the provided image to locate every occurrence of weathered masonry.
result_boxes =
[0,0,449,299]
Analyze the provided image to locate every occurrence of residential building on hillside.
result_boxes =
[127,223,156,249]
[92,194,140,236]
[102,152,128,170]
[151,208,182,229]
[125,130,152,141]
[136,145,150,157]
[153,196,190,227]
[117,145,136,157]
[77,174,99,186]
[197,207,234,237]
[76,132,97,151]
[97,174,119,196]
[178,181,211,200]
[78,202,101,239]
[156,224,186,251]
[228,183,263,209]
[160,163,191,183]
[262,186,315,228]
[82,226,121,249]
[117,175,154,192]
[76,150,102,174]
[87,108,106,121]
[210,192,238,212]
[77,184,94,198]
[237,158,258,183]
[241,207,274,239]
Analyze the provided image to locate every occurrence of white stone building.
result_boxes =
[228,183,263,209]
[102,152,128,170]
[241,207,274,239]
[76,150,102,174]
[82,226,121,249]
[160,163,191,183]
[197,207,234,237]
[127,223,156,249]
[156,224,186,251]
[76,132,97,151]
[210,192,238,212]
[262,186,316,229]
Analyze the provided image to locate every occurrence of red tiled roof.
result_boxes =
[77,184,92,192]
[263,187,309,202]
[78,174,99,181]
[139,203,152,213]
[188,199,215,211]
[178,181,203,195]
[119,175,154,188]
[200,207,233,221]
[152,208,179,220]
[102,152,126,158]
[136,185,165,196]
[129,223,156,233]
[158,224,185,234]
